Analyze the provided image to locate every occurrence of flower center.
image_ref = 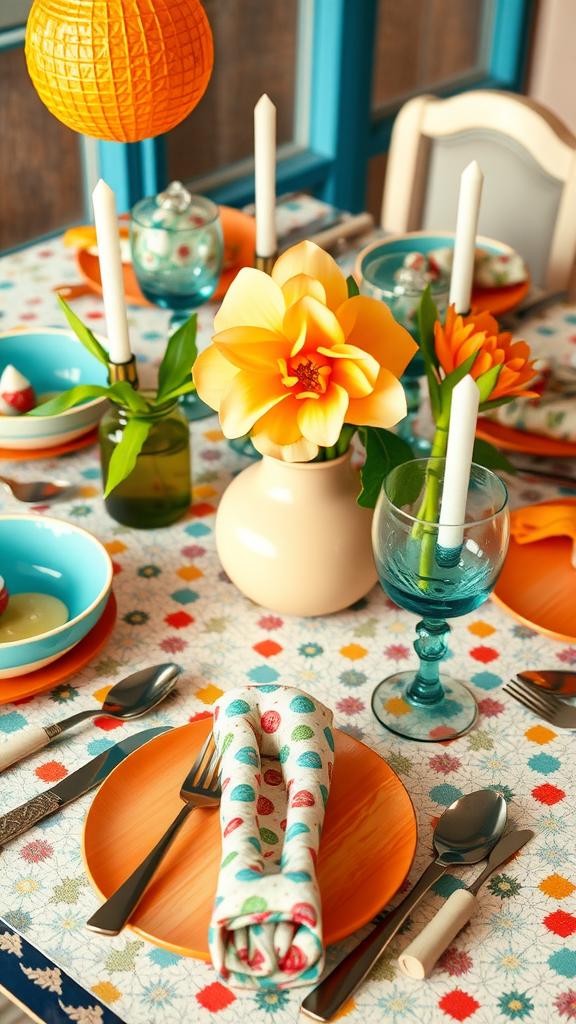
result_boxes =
[278,354,331,397]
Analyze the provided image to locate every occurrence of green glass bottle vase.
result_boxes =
[99,392,191,528]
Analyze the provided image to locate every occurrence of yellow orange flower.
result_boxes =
[193,240,417,461]
[434,305,539,402]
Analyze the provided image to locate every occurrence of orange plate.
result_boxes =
[476,418,576,458]
[83,720,417,959]
[0,427,99,462]
[0,592,117,704]
[492,498,576,642]
[76,206,256,307]
[471,279,530,318]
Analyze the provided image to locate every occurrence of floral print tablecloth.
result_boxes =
[0,238,576,1024]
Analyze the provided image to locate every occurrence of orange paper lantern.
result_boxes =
[25,0,214,143]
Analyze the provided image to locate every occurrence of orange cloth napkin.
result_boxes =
[510,503,576,567]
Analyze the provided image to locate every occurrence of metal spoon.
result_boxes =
[300,789,507,1022]
[0,475,74,503]
[0,663,181,773]
[517,670,576,695]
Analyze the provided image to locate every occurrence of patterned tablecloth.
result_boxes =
[0,237,576,1024]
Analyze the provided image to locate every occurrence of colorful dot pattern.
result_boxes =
[211,685,333,988]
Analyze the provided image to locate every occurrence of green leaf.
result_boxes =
[157,314,198,405]
[416,285,439,372]
[346,274,359,298]
[58,296,109,365]
[103,417,151,498]
[158,380,198,403]
[357,426,414,509]
[108,381,151,414]
[478,395,515,413]
[28,384,111,417]
[476,364,502,404]
[472,437,516,475]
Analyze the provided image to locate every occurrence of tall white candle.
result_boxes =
[449,160,484,315]
[92,179,132,365]
[254,94,277,258]
[437,374,480,552]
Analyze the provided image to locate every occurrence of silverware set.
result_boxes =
[504,671,576,728]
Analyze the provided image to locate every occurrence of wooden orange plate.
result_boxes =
[83,720,417,959]
[476,418,576,458]
[75,206,256,307]
[0,592,117,704]
[492,498,576,642]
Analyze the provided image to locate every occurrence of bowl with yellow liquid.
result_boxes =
[0,515,113,677]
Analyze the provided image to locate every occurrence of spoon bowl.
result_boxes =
[434,788,508,864]
[101,664,181,720]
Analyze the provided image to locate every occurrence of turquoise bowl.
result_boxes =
[0,328,109,450]
[0,515,113,677]
[354,230,515,290]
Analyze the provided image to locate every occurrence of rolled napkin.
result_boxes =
[209,684,334,989]
[510,502,576,567]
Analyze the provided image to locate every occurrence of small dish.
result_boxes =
[0,427,99,462]
[354,231,530,318]
[476,418,576,458]
[71,206,256,307]
[492,497,576,642]
[83,720,417,959]
[0,515,113,677]
[0,592,117,703]
[0,329,109,450]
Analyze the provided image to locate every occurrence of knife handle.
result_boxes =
[0,725,56,773]
[0,792,62,847]
[398,889,478,979]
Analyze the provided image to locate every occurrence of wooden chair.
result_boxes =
[381,90,576,292]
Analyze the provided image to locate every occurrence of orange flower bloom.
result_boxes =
[193,240,417,461]
[434,305,539,402]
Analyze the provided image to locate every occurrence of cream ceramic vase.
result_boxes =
[215,450,378,616]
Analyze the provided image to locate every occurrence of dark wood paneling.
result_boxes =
[167,0,298,183]
[0,47,84,251]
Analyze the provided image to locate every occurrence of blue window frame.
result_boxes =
[0,0,534,239]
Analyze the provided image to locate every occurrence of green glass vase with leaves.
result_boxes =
[29,298,199,528]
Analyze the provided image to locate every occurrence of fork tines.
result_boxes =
[503,677,568,727]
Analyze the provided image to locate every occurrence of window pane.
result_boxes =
[0,47,85,251]
[167,0,299,184]
[372,0,492,110]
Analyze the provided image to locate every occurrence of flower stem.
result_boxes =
[414,426,449,590]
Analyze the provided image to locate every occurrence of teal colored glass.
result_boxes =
[371,458,509,742]
[130,193,223,421]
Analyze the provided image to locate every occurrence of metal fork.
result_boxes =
[86,732,221,935]
[503,678,576,729]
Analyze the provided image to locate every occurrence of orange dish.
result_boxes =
[83,719,417,959]
[62,206,256,308]
[476,418,576,458]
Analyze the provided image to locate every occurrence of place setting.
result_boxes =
[3,5,576,1024]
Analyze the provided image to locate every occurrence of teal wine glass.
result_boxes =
[131,186,223,421]
[371,458,509,741]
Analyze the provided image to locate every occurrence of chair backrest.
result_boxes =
[381,90,576,291]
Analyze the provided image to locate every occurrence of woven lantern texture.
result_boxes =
[25,0,214,142]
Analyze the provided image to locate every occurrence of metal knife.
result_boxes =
[517,670,576,695]
[0,726,171,848]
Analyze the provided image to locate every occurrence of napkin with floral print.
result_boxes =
[209,684,334,989]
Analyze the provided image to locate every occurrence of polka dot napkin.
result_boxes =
[209,685,335,989]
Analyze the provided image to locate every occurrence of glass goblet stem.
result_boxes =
[409,618,450,705]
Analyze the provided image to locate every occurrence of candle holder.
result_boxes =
[108,355,139,388]
[254,253,277,275]
[371,458,509,741]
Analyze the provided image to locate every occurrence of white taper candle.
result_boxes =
[92,179,132,365]
[254,94,277,258]
[437,375,480,552]
[449,160,484,315]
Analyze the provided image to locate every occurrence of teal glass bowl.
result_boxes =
[0,515,113,677]
[0,328,109,450]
